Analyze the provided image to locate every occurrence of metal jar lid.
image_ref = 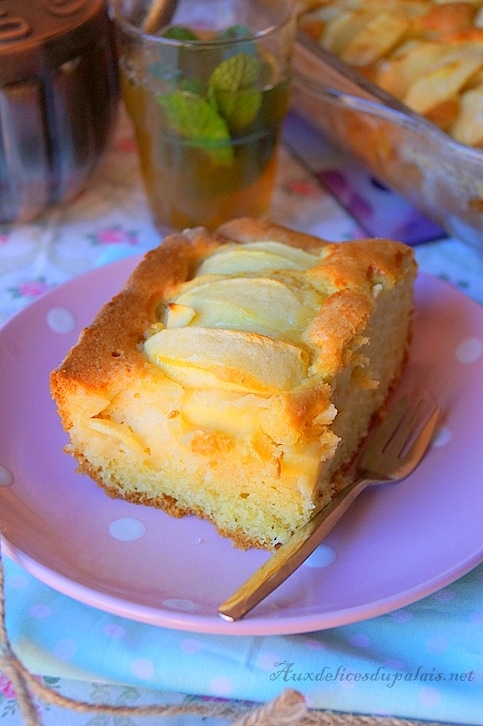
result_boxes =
[0,0,109,85]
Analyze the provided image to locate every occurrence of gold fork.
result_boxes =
[218,394,440,622]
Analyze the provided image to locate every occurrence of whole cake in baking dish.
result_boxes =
[50,218,417,550]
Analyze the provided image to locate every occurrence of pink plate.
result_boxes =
[1,258,482,635]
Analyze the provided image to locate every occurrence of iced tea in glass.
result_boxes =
[112,0,296,232]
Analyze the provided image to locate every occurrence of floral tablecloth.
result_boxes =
[0,107,482,725]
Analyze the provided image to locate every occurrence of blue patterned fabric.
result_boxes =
[4,556,483,724]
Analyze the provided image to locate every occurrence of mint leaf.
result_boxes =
[217,24,253,41]
[213,88,263,133]
[208,53,262,132]
[161,25,199,41]
[157,91,233,165]
[210,52,261,91]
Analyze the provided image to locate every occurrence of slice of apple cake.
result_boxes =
[50,218,417,550]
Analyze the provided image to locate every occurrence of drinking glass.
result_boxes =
[112,0,296,232]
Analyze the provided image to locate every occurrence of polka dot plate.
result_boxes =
[1,258,482,635]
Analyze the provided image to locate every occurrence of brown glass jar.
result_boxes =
[0,0,119,224]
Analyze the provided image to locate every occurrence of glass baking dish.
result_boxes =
[292,31,483,247]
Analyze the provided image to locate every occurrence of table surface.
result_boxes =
[1,106,482,726]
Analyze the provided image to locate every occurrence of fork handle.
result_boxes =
[218,476,371,622]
